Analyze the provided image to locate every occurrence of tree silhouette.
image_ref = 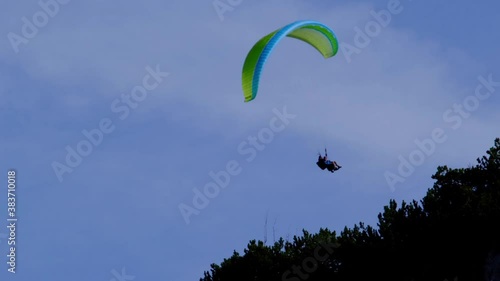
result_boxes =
[201,138,500,281]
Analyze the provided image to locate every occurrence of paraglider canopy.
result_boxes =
[242,20,339,102]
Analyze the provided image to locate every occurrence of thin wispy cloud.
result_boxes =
[0,0,498,280]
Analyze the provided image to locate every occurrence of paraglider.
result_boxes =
[241,20,342,174]
[317,148,341,173]
[241,20,339,102]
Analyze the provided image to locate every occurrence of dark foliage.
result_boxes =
[201,138,500,281]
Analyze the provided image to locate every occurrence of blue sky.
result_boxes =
[0,0,499,280]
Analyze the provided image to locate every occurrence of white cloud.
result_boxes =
[1,2,499,280]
